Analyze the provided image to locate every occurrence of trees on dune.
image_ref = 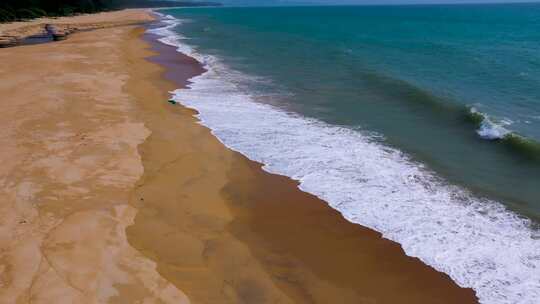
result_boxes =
[0,1,220,23]
[0,0,116,22]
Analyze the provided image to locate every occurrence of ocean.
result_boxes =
[151,4,540,304]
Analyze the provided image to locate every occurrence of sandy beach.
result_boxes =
[0,9,478,304]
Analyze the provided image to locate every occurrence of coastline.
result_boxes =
[153,9,540,304]
[132,15,478,303]
[0,9,477,303]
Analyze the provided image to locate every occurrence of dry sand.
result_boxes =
[0,11,187,304]
[0,9,479,304]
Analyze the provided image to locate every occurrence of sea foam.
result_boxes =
[150,13,540,304]
[469,107,511,140]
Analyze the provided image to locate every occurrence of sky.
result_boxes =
[201,0,539,5]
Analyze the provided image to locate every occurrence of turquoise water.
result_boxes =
[154,4,540,303]
[165,4,540,219]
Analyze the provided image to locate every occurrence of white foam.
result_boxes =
[470,107,511,140]
[150,14,540,304]
[478,118,511,140]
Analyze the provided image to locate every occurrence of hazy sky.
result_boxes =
[209,0,539,5]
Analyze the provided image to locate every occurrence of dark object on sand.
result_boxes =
[46,24,71,41]
[168,99,177,105]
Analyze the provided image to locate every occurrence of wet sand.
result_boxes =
[0,10,478,304]
[126,24,479,303]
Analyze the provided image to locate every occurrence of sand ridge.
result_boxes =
[0,9,154,43]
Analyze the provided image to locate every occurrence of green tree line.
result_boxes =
[0,1,219,22]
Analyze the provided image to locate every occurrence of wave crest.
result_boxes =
[466,107,510,140]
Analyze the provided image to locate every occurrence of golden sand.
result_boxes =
[0,10,478,304]
[0,12,187,304]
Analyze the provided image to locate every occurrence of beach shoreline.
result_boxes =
[0,9,477,303]
[132,14,478,304]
